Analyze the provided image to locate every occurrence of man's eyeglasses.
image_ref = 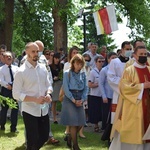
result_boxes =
[45,53,50,55]
[4,55,12,58]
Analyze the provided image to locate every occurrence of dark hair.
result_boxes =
[59,48,63,51]
[117,49,121,53]
[0,44,7,50]
[134,46,146,54]
[107,52,117,59]
[50,52,62,70]
[121,41,131,49]
[53,52,60,59]
[82,53,91,61]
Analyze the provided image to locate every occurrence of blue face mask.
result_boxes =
[85,61,90,67]
[124,50,133,58]
[38,51,43,57]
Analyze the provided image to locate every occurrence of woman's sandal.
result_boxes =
[94,127,99,132]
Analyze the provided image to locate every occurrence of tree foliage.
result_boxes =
[0,0,150,55]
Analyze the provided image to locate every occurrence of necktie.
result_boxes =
[8,65,14,82]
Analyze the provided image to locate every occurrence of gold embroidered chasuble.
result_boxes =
[118,65,150,144]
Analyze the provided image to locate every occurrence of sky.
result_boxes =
[111,17,131,50]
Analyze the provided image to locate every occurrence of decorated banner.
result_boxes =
[93,5,118,35]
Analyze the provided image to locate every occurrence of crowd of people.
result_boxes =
[0,39,150,150]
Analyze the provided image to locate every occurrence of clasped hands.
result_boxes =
[36,95,52,104]
[74,100,83,107]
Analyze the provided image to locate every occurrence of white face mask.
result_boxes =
[38,51,43,57]
[124,50,133,58]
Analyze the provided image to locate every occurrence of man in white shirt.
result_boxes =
[0,51,19,132]
[107,41,132,124]
[13,42,53,150]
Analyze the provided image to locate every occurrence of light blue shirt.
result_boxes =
[63,69,88,102]
[99,64,113,99]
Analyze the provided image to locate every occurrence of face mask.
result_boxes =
[85,61,90,67]
[124,50,133,58]
[138,56,147,64]
[38,51,43,57]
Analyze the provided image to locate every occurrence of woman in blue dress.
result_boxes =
[60,54,88,150]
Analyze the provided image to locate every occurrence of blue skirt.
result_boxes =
[60,91,85,126]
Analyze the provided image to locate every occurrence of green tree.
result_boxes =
[0,0,150,55]
[0,0,15,51]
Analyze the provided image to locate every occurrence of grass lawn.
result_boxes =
[0,105,108,150]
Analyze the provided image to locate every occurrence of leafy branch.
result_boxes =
[0,95,17,109]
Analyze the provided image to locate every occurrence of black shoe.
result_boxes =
[73,144,81,150]
[54,121,58,124]
[0,126,5,131]
[84,123,88,127]
[66,134,72,148]
[11,130,19,133]
[64,135,67,141]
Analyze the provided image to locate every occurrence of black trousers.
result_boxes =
[1,101,18,131]
[101,98,112,130]
[22,112,49,150]
[0,87,18,131]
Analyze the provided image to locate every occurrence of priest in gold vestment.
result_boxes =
[109,46,150,150]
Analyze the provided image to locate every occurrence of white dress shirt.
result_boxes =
[0,64,18,88]
[13,60,53,117]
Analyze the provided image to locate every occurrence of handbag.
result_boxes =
[58,70,70,102]
[59,86,64,102]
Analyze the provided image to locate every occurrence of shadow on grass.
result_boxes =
[0,130,18,138]
[14,143,25,150]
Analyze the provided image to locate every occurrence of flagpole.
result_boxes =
[77,2,95,52]
[83,13,86,52]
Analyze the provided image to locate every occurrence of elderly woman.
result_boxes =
[60,54,88,150]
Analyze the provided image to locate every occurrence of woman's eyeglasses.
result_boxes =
[97,60,104,63]
[85,60,90,62]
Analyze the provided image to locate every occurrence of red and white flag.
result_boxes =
[93,5,118,35]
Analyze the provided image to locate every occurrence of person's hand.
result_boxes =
[36,96,46,104]
[7,84,12,90]
[54,76,59,81]
[94,82,98,87]
[103,98,108,103]
[44,94,52,103]
[75,100,82,107]
[144,81,150,89]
